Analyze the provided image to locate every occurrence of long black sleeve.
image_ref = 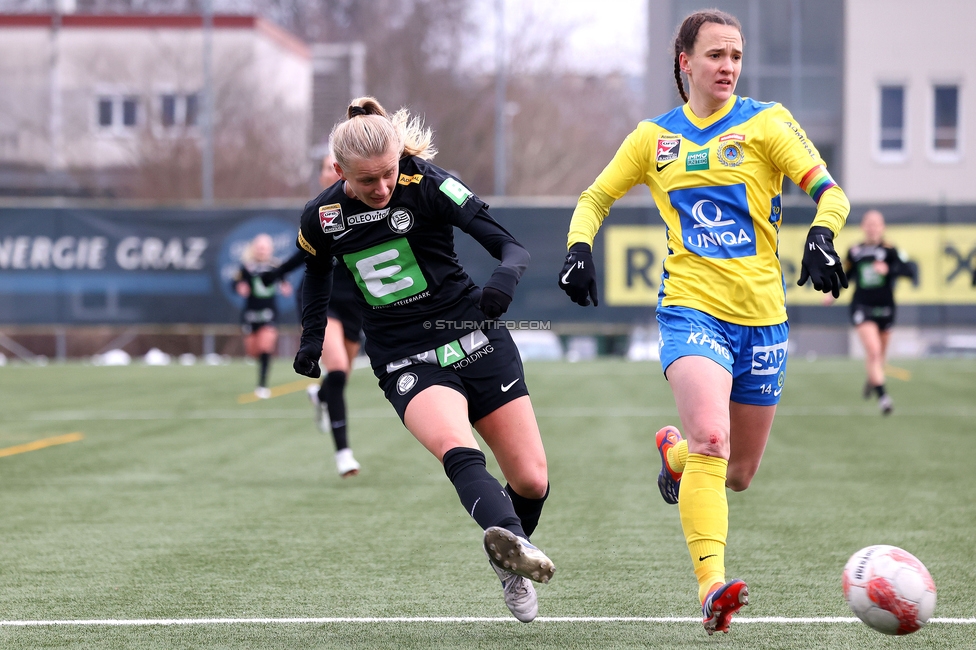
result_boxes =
[278,250,307,276]
[460,206,530,298]
[298,261,333,355]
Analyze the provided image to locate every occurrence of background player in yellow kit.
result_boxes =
[558,8,849,635]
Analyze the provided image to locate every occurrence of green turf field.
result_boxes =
[1,357,974,649]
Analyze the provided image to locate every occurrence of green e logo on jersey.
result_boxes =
[343,237,428,306]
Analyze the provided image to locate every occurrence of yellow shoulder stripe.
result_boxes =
[297,229,316,256]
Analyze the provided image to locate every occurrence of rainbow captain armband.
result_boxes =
[799,165,837,203]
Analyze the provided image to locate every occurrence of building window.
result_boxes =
[185,94,199,127]
[158,93,200,129]
[161,94,178,127]
[95,95,140,132]
[98,97,114,127]
[933,85,959,151]
[122,97,138,127]
[880,85,905,152]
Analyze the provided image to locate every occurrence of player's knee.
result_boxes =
[689,427,729,458]
[509,464,548,499]
[726,465,757,492]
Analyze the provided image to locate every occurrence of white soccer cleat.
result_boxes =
[483,526,555,584]
[335,448,360,478]
[254,386,271,399]
[487,551,538,623]
[307,383,330,433]
[879,394,893,416]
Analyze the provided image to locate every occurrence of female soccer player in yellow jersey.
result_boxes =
[558,9,849,635]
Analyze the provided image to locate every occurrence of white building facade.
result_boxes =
[843,0,976,204]
[0,13,310,194]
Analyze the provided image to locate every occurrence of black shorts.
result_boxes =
[377,326,529,424]
[850,303,895,331]
[328,300,364,344]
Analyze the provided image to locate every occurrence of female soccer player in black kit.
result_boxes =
[233,233,292,399]
[825,209,918,415]
[292,97,554,622]
[263,154,364,477]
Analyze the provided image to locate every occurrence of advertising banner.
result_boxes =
[2,205,974,325]
[603,224,976,307]
[0,207,306,324]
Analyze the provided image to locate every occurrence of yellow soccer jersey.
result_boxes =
[568,95,849,326]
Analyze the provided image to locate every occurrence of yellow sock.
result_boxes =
[678,453,729,604]
[666,439,689,474]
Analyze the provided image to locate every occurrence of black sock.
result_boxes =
[443,447,525,539]
[258,353,271,387]
[875,384,887,398]
[506,483,549,539]
[322,371,348,450]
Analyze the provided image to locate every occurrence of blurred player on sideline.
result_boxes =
[293,97,554,623]
[262,153,364,477]
[824,209,918,415]
[557,9,849,635]
[234,233,292,399]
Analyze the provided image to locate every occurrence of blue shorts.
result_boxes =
[657,306,789,406]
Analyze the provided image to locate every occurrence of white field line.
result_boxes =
[13,405,976,421]
[0,616,973,627]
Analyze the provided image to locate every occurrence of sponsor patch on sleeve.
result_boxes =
[318,203,344,233]
[438,178,473,206]
[297,229,316,256]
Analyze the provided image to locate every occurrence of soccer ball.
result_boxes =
[842,545,936,635]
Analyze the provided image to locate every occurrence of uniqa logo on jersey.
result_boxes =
[669,184,756,259]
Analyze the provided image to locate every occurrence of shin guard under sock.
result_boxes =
[678,453,729,604]
[505,483,549,539]
[321,371,348,450]
[443,447,525,539]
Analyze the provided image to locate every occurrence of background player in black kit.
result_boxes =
[262,153,364,477]
[825,209,918,415]
[233,233,293,399]
[292,97,554,623]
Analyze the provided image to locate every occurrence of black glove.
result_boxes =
[293,347,321,378]
[479,287,511,319]
[558,242,599,306]
[797,226,848,298]
[905,261,920,287]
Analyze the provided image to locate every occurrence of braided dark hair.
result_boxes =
[672,9,743,103]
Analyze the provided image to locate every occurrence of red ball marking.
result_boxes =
[867,577,921,635]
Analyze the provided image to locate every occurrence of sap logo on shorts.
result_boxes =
[319,204,344,233]
[347,209,390,226]
[396,371,419,395]
[751,342,788,375]
[388,208,414,234]
[669,184,756,259]
[686,327,731,360]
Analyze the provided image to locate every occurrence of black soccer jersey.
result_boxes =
[234,261,280,331]
[846,243,910,308]
[297,156,514,368]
